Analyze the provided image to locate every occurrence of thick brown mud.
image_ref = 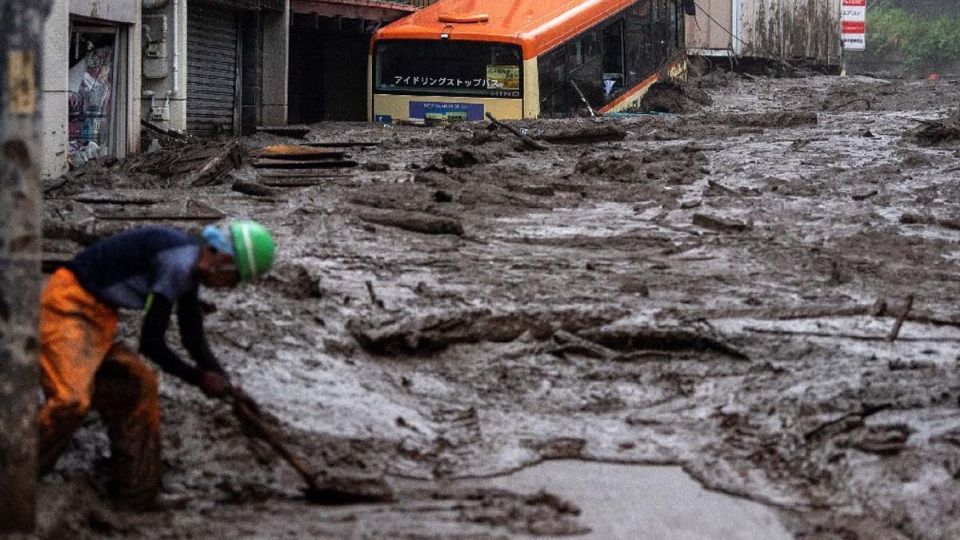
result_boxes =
[21,74,960,539]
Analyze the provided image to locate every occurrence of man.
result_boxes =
[37,220,275,507]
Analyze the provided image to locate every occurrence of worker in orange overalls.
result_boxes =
[38,221,275,508]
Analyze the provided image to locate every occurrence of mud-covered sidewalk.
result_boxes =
[24,74,960,539]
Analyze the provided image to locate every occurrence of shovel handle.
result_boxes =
[225,387,323,491]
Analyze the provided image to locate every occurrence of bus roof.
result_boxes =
[372,0,639,59]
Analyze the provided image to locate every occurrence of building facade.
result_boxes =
[686,0,842,66]
[141,0,289,137]
[41,0,143,179]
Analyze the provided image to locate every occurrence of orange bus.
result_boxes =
[369,0,690,123]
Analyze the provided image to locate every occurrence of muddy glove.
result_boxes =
[199,370,231,398]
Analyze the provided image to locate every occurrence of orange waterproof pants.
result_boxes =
[38,268,161,505]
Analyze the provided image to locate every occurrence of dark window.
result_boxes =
[624,0,653,85]
[601,20,625,95]
[538,46,568,115]
[537,0,682,117]
[375,40,522,98]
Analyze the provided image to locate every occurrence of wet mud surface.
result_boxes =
[23,75,960,539]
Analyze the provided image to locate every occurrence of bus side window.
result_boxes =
[538,47,568,116]
[601,20,625,98]
[568,30,604,112]
[625,0,653,87]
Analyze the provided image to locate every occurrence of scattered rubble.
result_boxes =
[37,73,960,539]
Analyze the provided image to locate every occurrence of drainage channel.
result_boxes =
[479,460,792,540]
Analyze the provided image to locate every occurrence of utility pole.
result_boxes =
[0,0,50,532]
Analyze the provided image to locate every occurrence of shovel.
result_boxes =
[225,386,396,504]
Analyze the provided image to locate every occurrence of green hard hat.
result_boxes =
[230,220,275,282]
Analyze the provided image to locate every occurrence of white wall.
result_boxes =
[40,0,142,178]
[40,0,70,180]
[141,0,187,132]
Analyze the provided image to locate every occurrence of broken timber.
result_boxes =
[252,145,346,160]
[232,180,280,198]
[95,212,224,222]
[255,126,310,138]
[302,141,381,148]
[540,125,627,145]
[254,158,358,169]
[258,170,354,178]
[486,113,550,151]
[356,208,464,236]
[261,178,339,188]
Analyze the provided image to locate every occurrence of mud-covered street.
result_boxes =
[29,73,960,539]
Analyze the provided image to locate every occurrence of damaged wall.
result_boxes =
[739,0,841,64]
[687,0,841,65]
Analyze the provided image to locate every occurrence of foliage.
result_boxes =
[868,8,960,69]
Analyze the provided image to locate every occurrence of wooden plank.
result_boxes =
[255,126,311,137]
[302,141,382,148]
[253,159,358,169]
[261,178,334,187]
[258,170,355,178]
[252,144,345,159]
[95,212,224,222]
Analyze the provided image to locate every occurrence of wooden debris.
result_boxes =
[552,330,617,360]
[692,213,752,233]
[140,118,188,140]
[253,158,358,169]
[507,184,554,197]
[899,212,960,231]
[95,200,224,222]
[704,180,737,197]
[743,327,960,342]
[356,208,464,236]
[186,142,246,186]
[540,125,627,145]
[569,81,596,117]
[94,212,224,223]
[72,195,161,205]
[580,326,750,361]
[261,178,335,188]
[347,307,625,355]
[803,404,890,441]
[365,280,384,309]
[886,295,914,342]
[43,176,70,195]
[252,145,346,160]
[695,298,960,331]
[303,141,381,148]
[232,179,280,198]
[851,189,878,201]
[258,170,354,179]
[848,424,912,456]
[42,220,127,246]
[486,113,550,151]
[708,112,818,128]
[256,126,310,138]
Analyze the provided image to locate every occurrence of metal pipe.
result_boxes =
[168,0,180,97]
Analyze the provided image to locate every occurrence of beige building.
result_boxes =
[40,0,293,179]
[686,0,842,66]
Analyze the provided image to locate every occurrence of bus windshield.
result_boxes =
[375,40,523,98]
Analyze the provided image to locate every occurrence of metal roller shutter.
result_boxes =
[187,3,239,136]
